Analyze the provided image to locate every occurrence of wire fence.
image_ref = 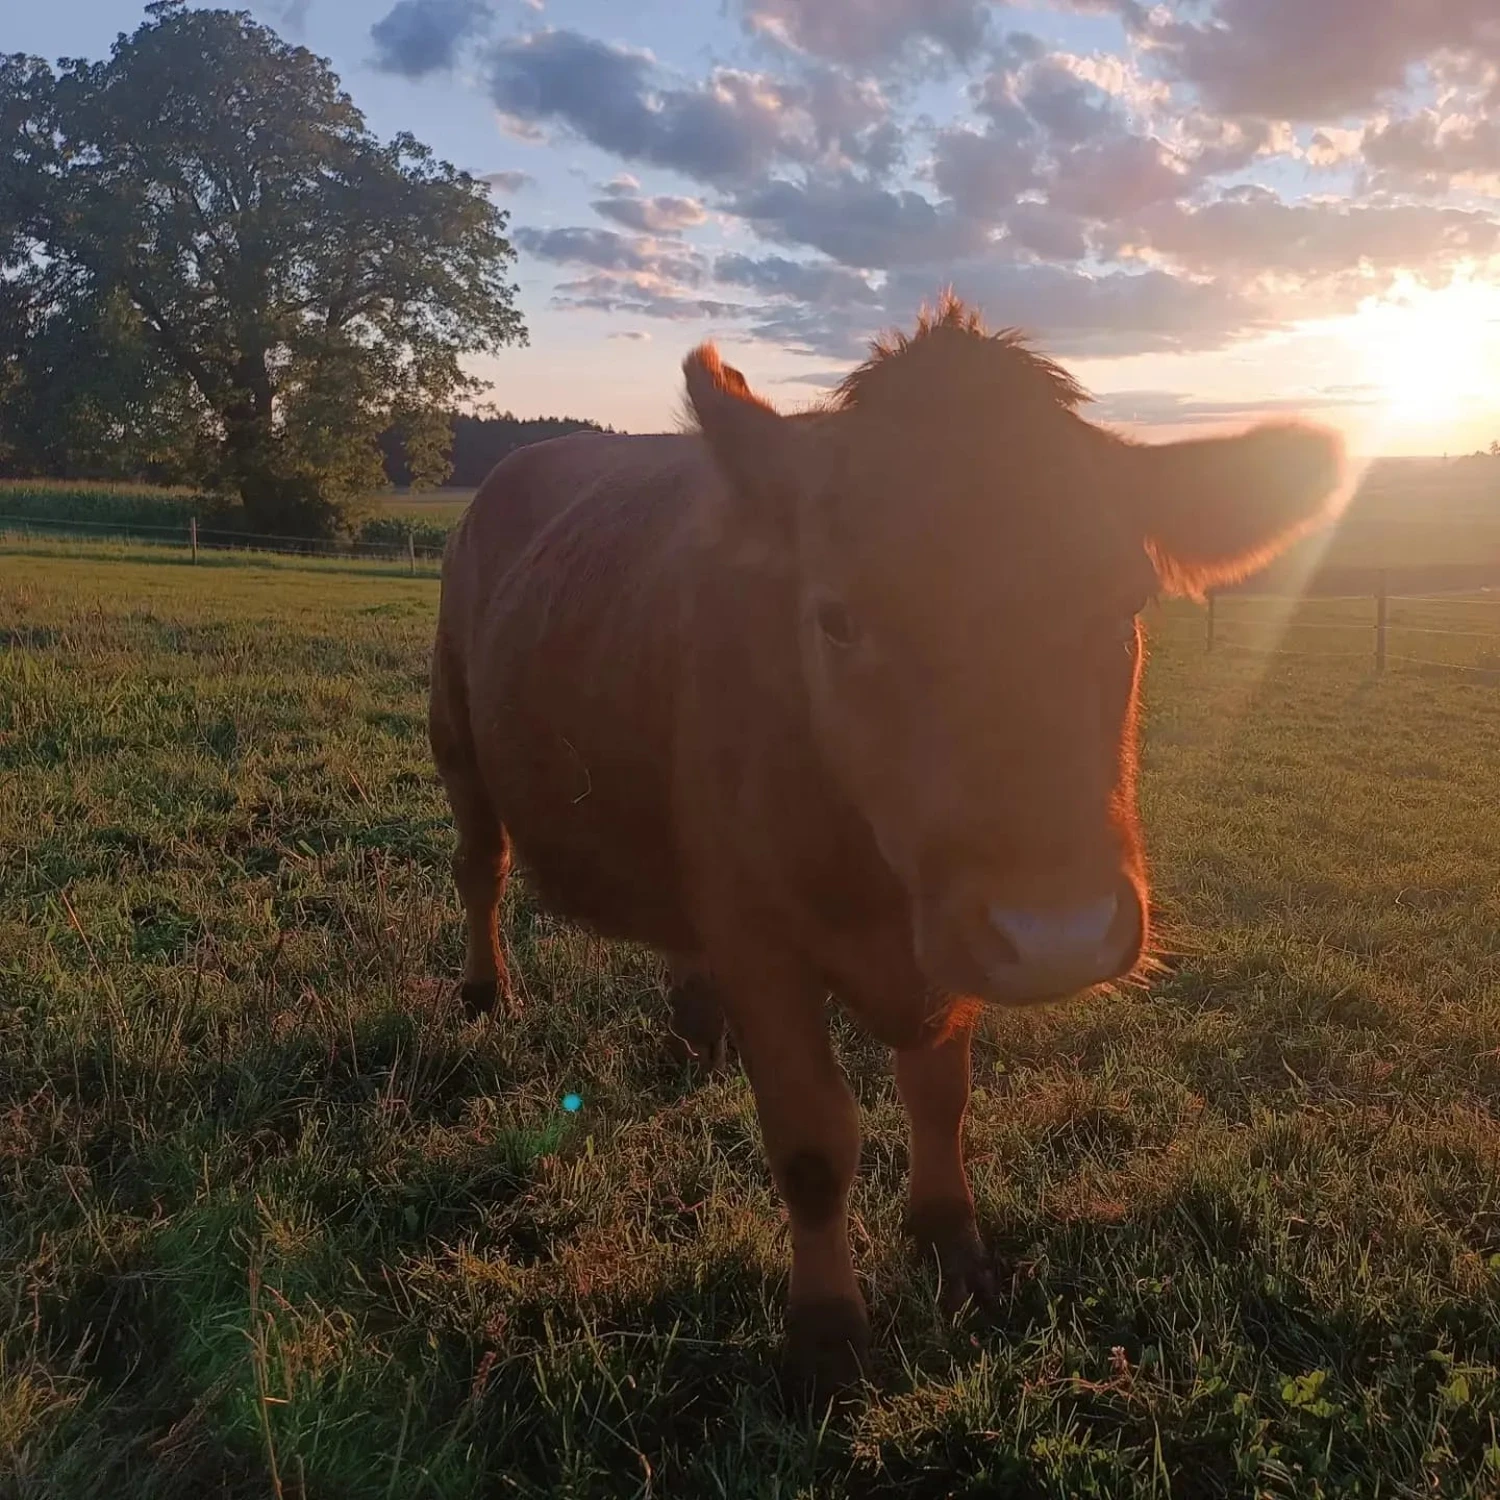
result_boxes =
[0,510,446,571]
[6,513,1500,682]
[1192,568,1500,681]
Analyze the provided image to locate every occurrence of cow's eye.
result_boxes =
[1116,589,1154,648]
[816,599,859,648]
[1095,608,1141,659]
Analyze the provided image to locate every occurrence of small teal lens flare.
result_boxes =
[562,1093,582,1113]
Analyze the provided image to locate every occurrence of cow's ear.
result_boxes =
[683,342,816,564]
[1128,422,1351,598]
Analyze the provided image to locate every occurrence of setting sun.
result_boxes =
[1348,274,1500,435]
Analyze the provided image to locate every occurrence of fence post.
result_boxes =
[1206,590,1216,653]
[406,528,416,576]
[190,515,198,564]
[1375,570,1388,672]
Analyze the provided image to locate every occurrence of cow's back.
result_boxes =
[436,431,717,950]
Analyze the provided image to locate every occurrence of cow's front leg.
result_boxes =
[723,965,869,1402]
[665,955,730,1073]
[895,1022,994,1312]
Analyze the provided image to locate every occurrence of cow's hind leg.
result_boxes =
[431,641,514,1020]
[666,956,729,1072]
[451,804,513,1019]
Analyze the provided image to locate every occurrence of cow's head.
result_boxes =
[685,296,1348,1007]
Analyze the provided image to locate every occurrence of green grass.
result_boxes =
[3,539,1500,1497]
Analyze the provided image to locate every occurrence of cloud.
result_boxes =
[481,169,533,194]
[1090,386,1382,428]
[1176,113,1291,177]
[1362,111,1500,190]
[883,262,1270,357]
[370,0,490,78]
[265,0,312,36]
[1112,194,1500,280]
[592,180,707,234]
[485,29,898,186]
[1132,0,1500,121]
[549,273,747,322]
[522,214,1295,366]
[1306,127,1365,169]
[1004,201,1090,262]
[513,225,708,285]
[544,255,1270,364]
[1046,133,1191,220]
[728,174,988,268]
[931,125,1040,222]
[743,303,877,360]
[772,368,857,389]
[713,252,881,306]
[932,48,1193,228]
[545,263,877,359]
[487,31,778,182]
[1018,56,1126,145]
[607,330,651,341]
[1061,0,1153,27]
[740,0,989,70]
[793,67,904,173]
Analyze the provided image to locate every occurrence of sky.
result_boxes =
[7,0,1500,453]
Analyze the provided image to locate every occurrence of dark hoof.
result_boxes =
[459,980,503,1019]
[782,1296,871,1410]
[910,1199,997,1315]
[668,976,730,1074]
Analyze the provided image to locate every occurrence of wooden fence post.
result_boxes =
[1206,590,1216,653]
[1375,570,1387,672]
[406,529,416,575]
[190,516,198,563]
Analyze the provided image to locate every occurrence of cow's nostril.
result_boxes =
[986,894,1121,972]
[918,879,1144,1005]
[981,914,1022,967]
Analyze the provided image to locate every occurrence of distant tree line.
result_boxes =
[378,412,616,490]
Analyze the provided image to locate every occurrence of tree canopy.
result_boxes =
[0,0,526,532]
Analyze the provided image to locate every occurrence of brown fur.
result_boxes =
[430,298,1348,1397]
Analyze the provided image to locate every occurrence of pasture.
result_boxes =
[3,539,1500,1497]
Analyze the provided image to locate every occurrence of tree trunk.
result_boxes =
[222,350,311,535]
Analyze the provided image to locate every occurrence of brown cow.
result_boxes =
[429,296,1348,1400]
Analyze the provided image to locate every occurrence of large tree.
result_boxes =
[0,1,525,532]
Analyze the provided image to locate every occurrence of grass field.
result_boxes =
[4,539,1500,1497]
[380,490,475,524]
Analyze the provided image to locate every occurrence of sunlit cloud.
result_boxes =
[357,0,1500,441]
